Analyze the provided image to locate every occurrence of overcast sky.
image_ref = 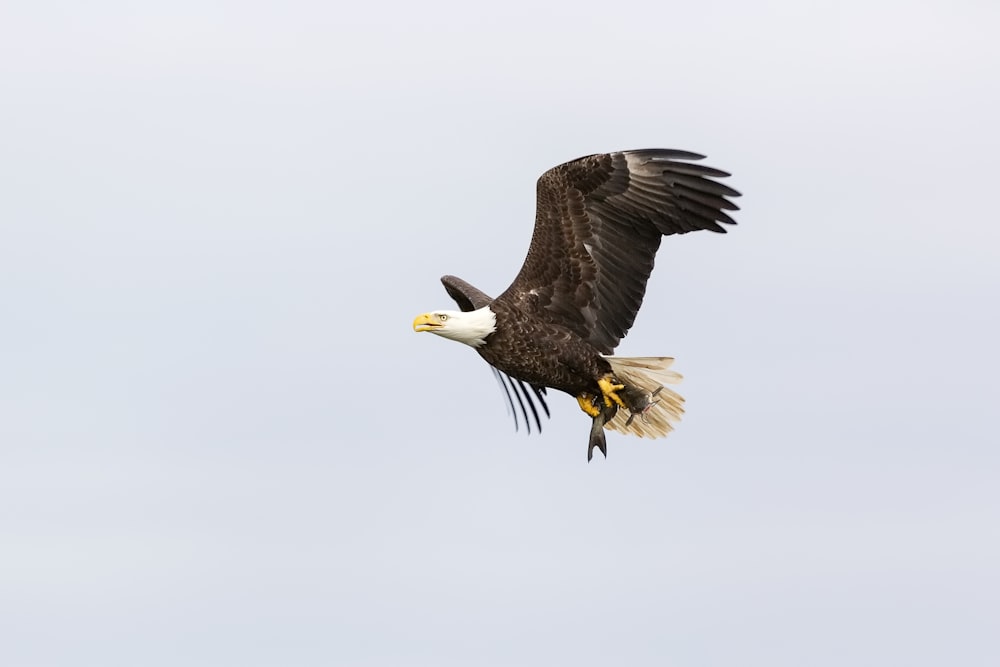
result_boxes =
[2,1,998,666]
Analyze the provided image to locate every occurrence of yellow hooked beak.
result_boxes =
[413,313,441,332]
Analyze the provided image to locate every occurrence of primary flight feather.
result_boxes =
[413,149,740,460]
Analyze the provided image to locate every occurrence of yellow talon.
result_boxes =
[598,376,627,409]
[576,393,601,418]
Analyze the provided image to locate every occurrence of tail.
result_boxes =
[603,356,685,439]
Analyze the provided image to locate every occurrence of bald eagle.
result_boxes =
[413,149,740,460]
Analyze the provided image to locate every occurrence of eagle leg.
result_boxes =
[576,393,601,418]
[597,375,628,410]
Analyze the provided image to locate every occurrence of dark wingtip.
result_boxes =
[512,379,543,434]
[491,369,553,435]
[505,374,530,434]
[531,384,551,418]
[626,148,707,162]
[491,368,518,432]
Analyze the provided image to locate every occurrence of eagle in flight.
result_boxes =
[413,149,740,460]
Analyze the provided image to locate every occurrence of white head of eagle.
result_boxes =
[412,307,497,348]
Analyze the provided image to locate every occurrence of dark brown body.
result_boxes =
[476,300,612,398]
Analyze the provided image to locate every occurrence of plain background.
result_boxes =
[2,1,998,665]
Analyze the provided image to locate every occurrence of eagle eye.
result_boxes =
[438,313,448,322]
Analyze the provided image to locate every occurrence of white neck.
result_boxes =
[438,306,497,348]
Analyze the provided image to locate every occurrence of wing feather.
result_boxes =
[497,149,740,353]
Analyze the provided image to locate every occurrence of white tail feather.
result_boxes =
[603,356,685,439]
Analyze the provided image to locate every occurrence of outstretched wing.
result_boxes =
[497,149,740,354]
[440,275,550,433]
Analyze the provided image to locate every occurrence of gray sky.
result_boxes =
[2,1,998,665]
